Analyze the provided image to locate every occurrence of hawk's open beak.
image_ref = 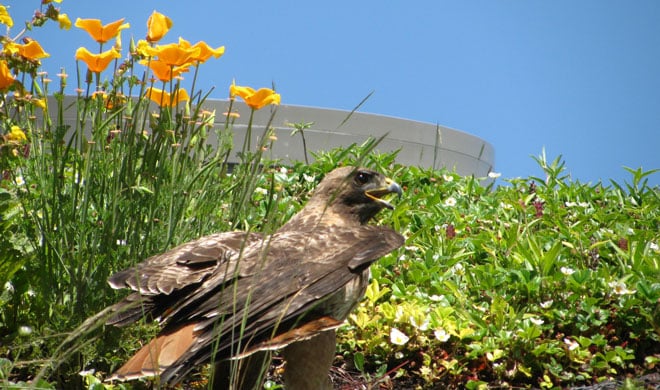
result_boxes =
[365,178,403,209]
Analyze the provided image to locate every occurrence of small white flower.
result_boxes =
[398,254,407,261]
[390,328,410,345]
[565,201,577,207]
[530,317,544,326]
[279,167,288,175]
[394,351,404,359]
[452,262,465,275]
[564,338,579,351]
[442,174,454,182]
[116,239,127,246]
[560,266,575,276]
[434,224,442,232]
[254,187,268,195]
[302,173,315,183]
[540,300,553,309]
[429,294,444,302]
[608,281,636,295]
[434,328,450,342]
[4,282,14,294]
[488,171,501,179]
[14,176,25,186]
[26,289,35,297]
[18,325,33,336]
[649,242,659,252]
[444,197,457,207]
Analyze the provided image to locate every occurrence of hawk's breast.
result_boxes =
[323,268,371,321]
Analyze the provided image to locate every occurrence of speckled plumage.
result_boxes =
[104,166,404,388]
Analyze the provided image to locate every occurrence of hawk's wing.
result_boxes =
[106,231,262,326]
[108,225,404,384]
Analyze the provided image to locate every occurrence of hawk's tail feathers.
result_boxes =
[105,323,198,382]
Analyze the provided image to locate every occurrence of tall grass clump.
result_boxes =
[0,3,282,387]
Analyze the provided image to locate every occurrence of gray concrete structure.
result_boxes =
[49,96,494,176]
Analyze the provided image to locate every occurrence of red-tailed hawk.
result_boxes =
[104,166,404,389]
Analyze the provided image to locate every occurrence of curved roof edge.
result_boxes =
[206,99,495,177]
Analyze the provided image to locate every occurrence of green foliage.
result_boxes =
[0,188,34,294]
[336,151,660,388]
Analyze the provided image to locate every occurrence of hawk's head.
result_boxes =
[309,166,403,225]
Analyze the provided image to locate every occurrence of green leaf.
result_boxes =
[353,351,365,373]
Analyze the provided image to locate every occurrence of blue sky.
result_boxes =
[8,0,660,186]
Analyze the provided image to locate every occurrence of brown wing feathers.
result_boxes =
[104,167,404,385]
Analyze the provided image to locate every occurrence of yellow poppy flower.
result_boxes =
[178,38,225,64]
[75,47,121,73]
[2,41,18,56]
[6,126,27,143]
[75,18,130,44]
[145,87,189,107]
[16,40,50,60]
[230,84,281,110]
[135,39,155,57]
[150,42,200,68]
[140,59,189,82]
[33,98,47,109]
[58,13,72,30]
[146,11,173,43]
[0,6,13,28]
[0,60,15,90]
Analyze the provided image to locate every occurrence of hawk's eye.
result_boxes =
[354,171,371,185]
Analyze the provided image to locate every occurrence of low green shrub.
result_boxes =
[337,153,659,389]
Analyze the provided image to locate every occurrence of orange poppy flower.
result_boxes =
[140,59,189,82]
[75,47,121,73]
[75,18,130,44]
[145,87,189,107]
[178,38,225,64]
[16,40,50,60]
[149,42,200,68]
[0,60,15,90]
[230,84,281,110]
[146,11,173,43]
